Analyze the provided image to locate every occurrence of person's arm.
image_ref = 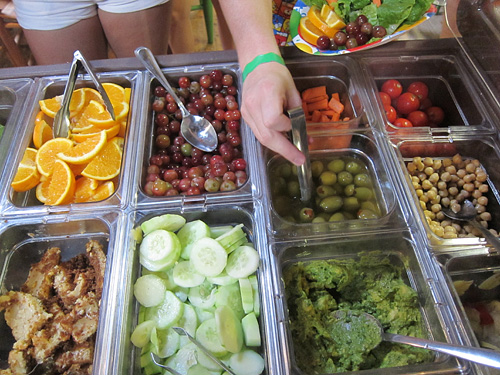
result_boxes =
[218,0,306,166]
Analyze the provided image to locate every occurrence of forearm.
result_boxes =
[218,0,281,67]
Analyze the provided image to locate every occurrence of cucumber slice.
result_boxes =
[215,224,247,253]
[248,276,260,317]
[140,229,181,271]
[215,305,243,353]
[238,278,253,314]
[141,214,186,235]
[152,327,180,358]
[130,320,156,348]
[225,246,259,279]
[210,225,235,238]
[174,286,189,302]
[190,238,228,277]
[178,220,212,259]
[188,281,217,309]
[165,342,198,374]
[228,350,265,375]
[173,260,206,288]
[215,283,244,320]
[241,312,261,347]
[207,271,238,286]
[147,290,184,329]
[194,306,216,323]
[177,303,198,338]
[195,346,224,371]
[134,274,167,307]
[187,364,216,375]
[195,318,228,357]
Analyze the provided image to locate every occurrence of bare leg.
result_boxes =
[212,0,234,50]
[169,0,197,54]
[98,2,173,58]
[22,16,108,65]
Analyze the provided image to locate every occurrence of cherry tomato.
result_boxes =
[473,303,495,326]
[385,105,397,124]
[407,110,429,127]
[396,92,420,115]
[379,92,391,107]
[394,117,413,127]
[407,81,429,100]
[425,106,445,126]
[419,97,433,111]
[381,79,403,100]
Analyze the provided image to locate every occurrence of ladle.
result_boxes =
[172,326,236,375]
[332,310,500,369]
[134,47,218,152]
[442,199,500,252]
[53,50,115,138]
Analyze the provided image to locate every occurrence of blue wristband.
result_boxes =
[242,52,285,82]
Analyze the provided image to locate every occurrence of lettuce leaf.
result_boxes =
[376,0,415,31]
[303,0,328,8]
[405,0,433,24]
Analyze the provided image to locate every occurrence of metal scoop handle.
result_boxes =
[53,56,79,138]
[288,107,313,202]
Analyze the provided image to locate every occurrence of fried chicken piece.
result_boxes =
[6,349,30,375]
[31,308,72,364]
[21,247,60,301]
[53,262,92,310]
[70,293,99,344]
[54,341,94,373]
[86,241,106,299]
[0,291,52,351]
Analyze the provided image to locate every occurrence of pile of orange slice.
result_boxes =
[11,83,129,205]
[300,4,346,45]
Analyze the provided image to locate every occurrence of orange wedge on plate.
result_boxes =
[307,5,341,38]
[299,16,325,45]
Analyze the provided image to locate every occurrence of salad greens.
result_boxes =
[303,0,433,35]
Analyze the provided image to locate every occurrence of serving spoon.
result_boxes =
[332,310,500,368]
[134,47,217,152]
[442,199,500,252]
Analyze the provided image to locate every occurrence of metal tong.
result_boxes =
[53,50,115,138]
[288,107,313,202]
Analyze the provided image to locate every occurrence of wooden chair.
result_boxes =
[0,1,28,67]
[191,0,214,44]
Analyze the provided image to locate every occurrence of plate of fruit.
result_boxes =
[290,0,437,55]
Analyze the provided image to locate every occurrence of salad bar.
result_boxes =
[1,0,500,374]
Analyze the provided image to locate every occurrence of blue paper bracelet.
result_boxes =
[242,52,285,82]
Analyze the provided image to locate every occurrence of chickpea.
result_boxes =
[463,174,475,183]
[442,158,452,167]
[429,172,440,184]
[433,159,442,170]
[426,189,437,200]
[465,162,476,173]
[443,231,458,239]
[436,211,445,221]
[445,165,457,175]
[476,204,486,214]
[424,210,435,220]
[476,172,488,183]
[431,203,442,213]
[452,154,463,165]
[407,162,417,173]
[477,196,488,206]
[416,189,424,197]
[480,212,492,221]
[457,169,466,179]
[422,180,433,190]
[437,181,447,190]
[423,157,434,167]
[451,202,461,213]
[463,183,475,192]
[472,190,482,199]
[420,194,429,203]
[444,225,457,234]
[448,186,459,196]
[441,197,450,207]
[478,184,489,193]
[440,171,451,182]
[439,189,449,198]
[472,159,481,168]
[418,172,427,182]
[424,166,434,176]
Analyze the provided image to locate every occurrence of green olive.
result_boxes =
[319,196,343,213]
[278,163,292,178]
[298,207,315,223]
[311,160,325,178]
[354,187,373,201]
[360,201,379,213]
[344,184,355,197]
[327,159,345,173]
[316,185,336,199]
[283,215,296,223]
[319,171,337,186]
[317,212,331,221]
[357,209,378,219]
[354,173,372,187]
[337,171,353,186]
[343,196,360,212]
[287,180,300,198]
[342,211,356,220]
[312,216,327,223]
[346,160,363,175]
[328,212,345,222]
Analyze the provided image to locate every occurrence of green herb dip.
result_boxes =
[283,254,433,373]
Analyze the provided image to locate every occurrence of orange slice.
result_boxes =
[87,181,114,202]
[11,148,40,192]
[81,137,123,180]
[39,96,62,118]
[39,89,86,119]
[57,130,107,164]
[71,123,121,143]
[73,176,99,203]
[81,100,116,128]
[81,87,104,105]
[35,177,50,203]
[112,101,129,122]
[124,87,132,103]
[35,110,54,127]
[35,138,74,177]
[45,159,76,205]
[299,16,325,45]
[33,119,54,149]
[102,83,127,105]
[307,5,337,38]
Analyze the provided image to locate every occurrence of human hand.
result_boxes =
[240,62,306,166]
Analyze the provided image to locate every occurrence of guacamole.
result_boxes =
[283,254,433,373]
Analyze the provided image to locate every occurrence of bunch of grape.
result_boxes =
[144,69,248,196]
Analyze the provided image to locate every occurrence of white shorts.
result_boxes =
[13,0,170,30]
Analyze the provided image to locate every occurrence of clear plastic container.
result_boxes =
[272,231,463,375]
[0,211,125,375]
[0,71,142,217]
